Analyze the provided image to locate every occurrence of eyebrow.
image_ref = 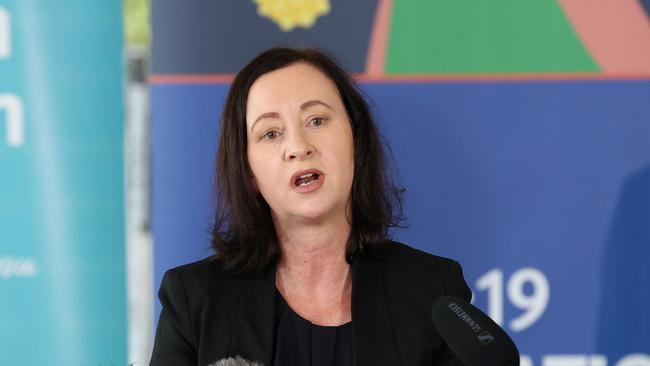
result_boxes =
[300,99,333,111]
[250,99,333,132]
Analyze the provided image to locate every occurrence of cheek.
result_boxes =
[247,151,264,188]
[330,135,355,183]
[248,149,280,193]
[340,129,355,169]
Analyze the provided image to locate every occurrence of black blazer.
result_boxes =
[150,241,471,366]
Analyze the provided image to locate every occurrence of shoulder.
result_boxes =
[374,240,471,300]
[159,256,248,307]
[154,257,246,361]
[379,240,461,276]
[165,255,226,283]
[162,256,223,288]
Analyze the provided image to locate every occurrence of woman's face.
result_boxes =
[246,62,354,225]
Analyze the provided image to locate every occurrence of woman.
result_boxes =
[150,48,471,366]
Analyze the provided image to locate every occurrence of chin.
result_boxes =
[293,209,330,222]
[273,195,348,224]
[284,202,333,221]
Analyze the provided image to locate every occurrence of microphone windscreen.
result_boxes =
[432,296,520,366]
[209,356,263,366]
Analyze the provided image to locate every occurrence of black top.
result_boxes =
[150,240,472,366]
[273,289,353,366]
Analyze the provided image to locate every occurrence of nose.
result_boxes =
[284,130,315,161]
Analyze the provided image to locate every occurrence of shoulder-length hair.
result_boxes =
[212,47,403,273]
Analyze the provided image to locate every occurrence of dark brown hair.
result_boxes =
[212,47,403,273]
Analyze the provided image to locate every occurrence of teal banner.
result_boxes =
[0,2,126,364]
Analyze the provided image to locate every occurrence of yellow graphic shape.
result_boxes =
[254,0,331,32]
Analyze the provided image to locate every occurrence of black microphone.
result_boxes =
[432,296,520,366]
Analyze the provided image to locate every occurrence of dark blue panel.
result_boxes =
[596,166,650,357]
[151,0,378,74]
[639,0,650,19]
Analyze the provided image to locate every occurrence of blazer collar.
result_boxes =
[229,254,403,366]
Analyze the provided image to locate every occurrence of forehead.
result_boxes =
[246,62,341,123]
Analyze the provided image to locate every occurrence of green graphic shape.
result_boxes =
[387,1,600,74]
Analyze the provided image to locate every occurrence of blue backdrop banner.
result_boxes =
[151,1,650,365]
[151,79,650,365]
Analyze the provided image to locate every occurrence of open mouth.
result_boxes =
[295,173,320,187]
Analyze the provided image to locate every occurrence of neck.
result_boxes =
[273,212,351,295]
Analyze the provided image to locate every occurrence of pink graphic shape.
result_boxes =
[365,0,392,76]
[559,0,650,73]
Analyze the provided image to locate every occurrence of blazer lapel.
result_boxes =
[229,267,277,366]
[352,255,403,366]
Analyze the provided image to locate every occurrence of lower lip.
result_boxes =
[292,175,325,194]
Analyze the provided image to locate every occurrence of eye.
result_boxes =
[261,129,281,141]
[308,116,327,127]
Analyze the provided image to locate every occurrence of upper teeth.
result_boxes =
[299,173,314,178]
